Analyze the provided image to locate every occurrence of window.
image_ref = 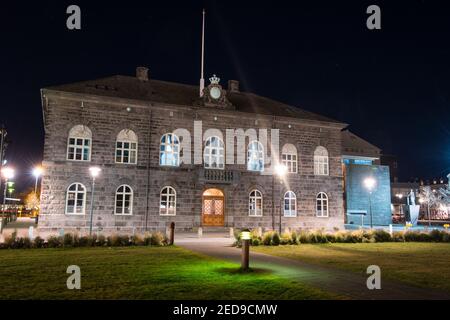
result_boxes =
[160,186,176,216]
[115,185,133,215]
[160,134,180,167]
[67,125,92,161]
[281,144,298,173]
[316,192,329,217]
[247,141,264,172]
[116,129,138,164]
[314,146,329,176]
[65,183,86,215]
[249,190,263,217]
[284,191,297,217]
[204,136,225,169]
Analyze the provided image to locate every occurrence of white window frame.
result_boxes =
[316,192,329,218]
[115,130,138,165]
[281,144,298,174]
[314,146,329,176]
[160,186,177,216]
[247,141,264,172]
[204,136,225,170]
[65,183,86,215]
[67,125,92,162]
[249,190,263,217]
[159,133,180,167]
[115,185,133,216]
[283,191,297,217]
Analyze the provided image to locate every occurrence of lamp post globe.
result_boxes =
[88,166,101,236]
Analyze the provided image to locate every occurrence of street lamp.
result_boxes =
[240,229,251,270]
[1,167,15,205]
[363,177,376,229]
[396,194,404,218]
[274,164,288,234]
[32,166,43,194]
[88,166,101,236]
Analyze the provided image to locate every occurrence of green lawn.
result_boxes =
[254,243,450,293]
[0,246,334,300]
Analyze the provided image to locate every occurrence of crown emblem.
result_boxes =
[209,74,220,85]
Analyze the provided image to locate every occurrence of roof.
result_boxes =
[341,130,381,158]
[44,74,345,125]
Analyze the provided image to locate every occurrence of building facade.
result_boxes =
[39,67,356,234]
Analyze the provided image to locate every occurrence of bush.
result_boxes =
[373,229,391,243]
[131,235,145,246]
[430,229,444,242]
[290,231,298,244]
[271,232,280,246]
[262,231,273,246]
[150,232,165,246]
[280,232,291,245]
[63,234,74,247]
[33,236,45,248]
[251,238,260,246]
[298,231,309,244]
[392,231,405,242]
[47,236,62,248]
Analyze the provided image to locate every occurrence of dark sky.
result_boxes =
[1,0,450,192]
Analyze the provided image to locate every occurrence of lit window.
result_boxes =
[281,144,298,173]
[115,185,133,215]
[67,125,92,161]
[314,146,329,176]
[160,134,180,167]
[247,141,264,172]
[204,136,225,169]
[249,190,263,217]
[284,191,297,217]
[160,186,176,216]
[316,192,329,217]
[116,129,138,164]
[65,183,86,215]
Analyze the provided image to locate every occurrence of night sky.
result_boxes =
[1,0,450,192]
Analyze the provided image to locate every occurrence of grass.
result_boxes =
[254,243,450,293]
[0,246,334,300]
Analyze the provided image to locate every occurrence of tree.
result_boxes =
[25,192,40,210]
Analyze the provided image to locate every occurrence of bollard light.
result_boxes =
[240,229,251,271]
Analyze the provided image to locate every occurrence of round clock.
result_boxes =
[209,86,221,100]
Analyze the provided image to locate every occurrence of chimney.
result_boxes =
[136,67,149,82]
[228,80,240,93]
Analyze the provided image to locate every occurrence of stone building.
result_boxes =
[39,67,372,234]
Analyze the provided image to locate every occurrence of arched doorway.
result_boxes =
[202,188,225,226]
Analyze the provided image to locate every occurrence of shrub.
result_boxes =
[63,234,74,247]
[326,233,336,243]
[373,229,391,242]
[33,236,45,248]
[298,231,309,244]
[271,232,280,246]
[78,236,93,247]
[290,231,298,244]
[392,231,405,242]
[430,229,444,242]
[131,235,145,246]
[280,232,291,245]
[262,231,273,245]
[251,238,260,246]
[150,232,165,246]
[442,232,450,242]
[47,236,62,248]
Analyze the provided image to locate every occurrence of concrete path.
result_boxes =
[176,234,450,300]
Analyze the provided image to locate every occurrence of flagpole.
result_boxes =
[199,9,206,97]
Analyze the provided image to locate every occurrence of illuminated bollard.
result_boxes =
[241,229,251,270]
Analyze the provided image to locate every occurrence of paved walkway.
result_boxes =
[176,233,450,300]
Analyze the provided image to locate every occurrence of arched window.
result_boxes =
[204,136,225,169]
[65,183,86,215]
[284,191,297,217]
[116,129,138,164]
[281,143,298,173]
[316,192,329,217]
[115,185,133,215]
[160,133,180,167]
[247,141,264,172]
[249,190,263,217]
[67,125,92,161]
[314,146,329,176]
[160,186,176,216]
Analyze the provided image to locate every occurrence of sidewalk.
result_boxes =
[177,235,450,300]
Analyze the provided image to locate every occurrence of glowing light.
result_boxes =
[363,177,376,192]
[396,194,403,199]
[241,230,251,240]
[274,164,288,178]
[89,166,101,178]
[32,167,43,178]
[1,167,15,180]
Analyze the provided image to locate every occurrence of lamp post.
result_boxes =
[274,164,288,234]
[1,167,14,217]
[88,166,101,236]
[240,229,251,270]
[32,166,43,194]
[363,177,376,229]
[396,193,404,220]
